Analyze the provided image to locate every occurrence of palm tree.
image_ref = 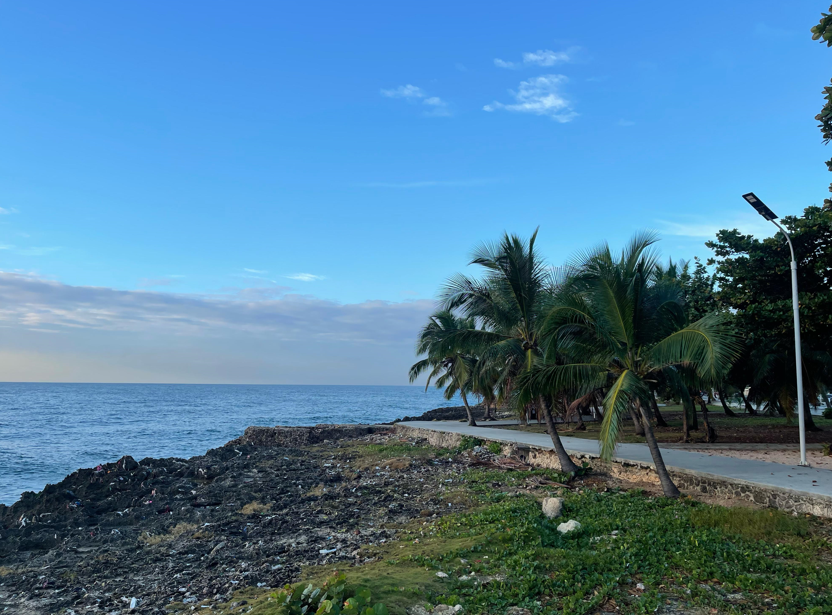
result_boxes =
[440,229,581,474]
[409,310,479,426]
[534,233,741,497]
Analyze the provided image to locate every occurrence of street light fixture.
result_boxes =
[741,192,808,467]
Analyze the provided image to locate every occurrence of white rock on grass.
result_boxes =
[432,606,463,615]
[541,497,563,519]
[556,519,581,534]
[435,571,449,578]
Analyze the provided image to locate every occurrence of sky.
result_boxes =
[0,1,829,384]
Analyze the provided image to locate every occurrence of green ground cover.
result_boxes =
[207,445,832,615]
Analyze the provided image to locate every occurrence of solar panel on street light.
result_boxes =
[742,192,779,220]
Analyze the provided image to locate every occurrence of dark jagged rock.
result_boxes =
[0,428,466,615]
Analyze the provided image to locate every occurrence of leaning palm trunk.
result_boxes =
[636,400,681,497]
[717,387,737,417]
[696,396,717,442]
[629,406,645,436]
[803,395,820,432]
[541,397,580,474]
[459,389,477,427]
[650,392,669,427]
[738,389,757,415]
[483,400,493,420]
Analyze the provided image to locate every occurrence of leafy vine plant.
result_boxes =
[272,573,389,615]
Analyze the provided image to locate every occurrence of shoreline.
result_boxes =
[2,422,832,614]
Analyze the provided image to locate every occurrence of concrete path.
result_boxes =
[401,421,832,500]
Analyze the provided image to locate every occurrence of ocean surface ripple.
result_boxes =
[0,383,454,505]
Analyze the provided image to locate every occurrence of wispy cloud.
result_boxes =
[422,96,451,117]
[0,207,18,215]
[0,272,437,384]
[380,84,450,116]
[0,272,429,344]
[359,178,498,189]
[494,47,577,69]
[244,268,267,274]
[656,213,776,239]
[483,74,576,122]
[286,273,326,282]
[380,84,425,99]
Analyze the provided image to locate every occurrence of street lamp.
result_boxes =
[741,192,808,467]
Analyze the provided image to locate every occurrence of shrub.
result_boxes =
[486,441,502,455]
[272,573,388,615]
[457,436,483,451]
[823,407,832,420]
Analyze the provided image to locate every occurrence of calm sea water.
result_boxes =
[0,383,455,505]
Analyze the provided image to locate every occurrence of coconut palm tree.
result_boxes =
[409,310,479,426]
[533,232,741,497]
[440,229,581,474]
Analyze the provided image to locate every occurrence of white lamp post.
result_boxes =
[741,192,808,467]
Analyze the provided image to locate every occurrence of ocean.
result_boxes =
[0,383,455,505]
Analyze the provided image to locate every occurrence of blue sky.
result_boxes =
[0,2,829,383]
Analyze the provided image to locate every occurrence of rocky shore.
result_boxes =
[0,425,472,615]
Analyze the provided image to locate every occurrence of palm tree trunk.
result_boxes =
[803,395,821,432]
[637,400,680,498]
[717,387,738,417]
[651,391,669,427]
[629,406,645,436]
[460,390,477,427]
[739,388,757,415]
[540,397,580,475]
[697,396,717,442]
[483,400,493,420]
[687,392,699,430]
[681,403,691,442]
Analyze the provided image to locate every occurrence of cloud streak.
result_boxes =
[494,47,577,69]
[0,272,431,342]
[286,273,325,282]
[380,84,450,116]
[0,273,436,384]
[656,213,776,239]
[484,74,576,122]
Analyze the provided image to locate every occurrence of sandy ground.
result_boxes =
[684,447,832,470]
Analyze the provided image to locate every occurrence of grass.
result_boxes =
[200,443,832,615]
[690,506,810,542]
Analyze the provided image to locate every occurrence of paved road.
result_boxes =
[401,420,832,499]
